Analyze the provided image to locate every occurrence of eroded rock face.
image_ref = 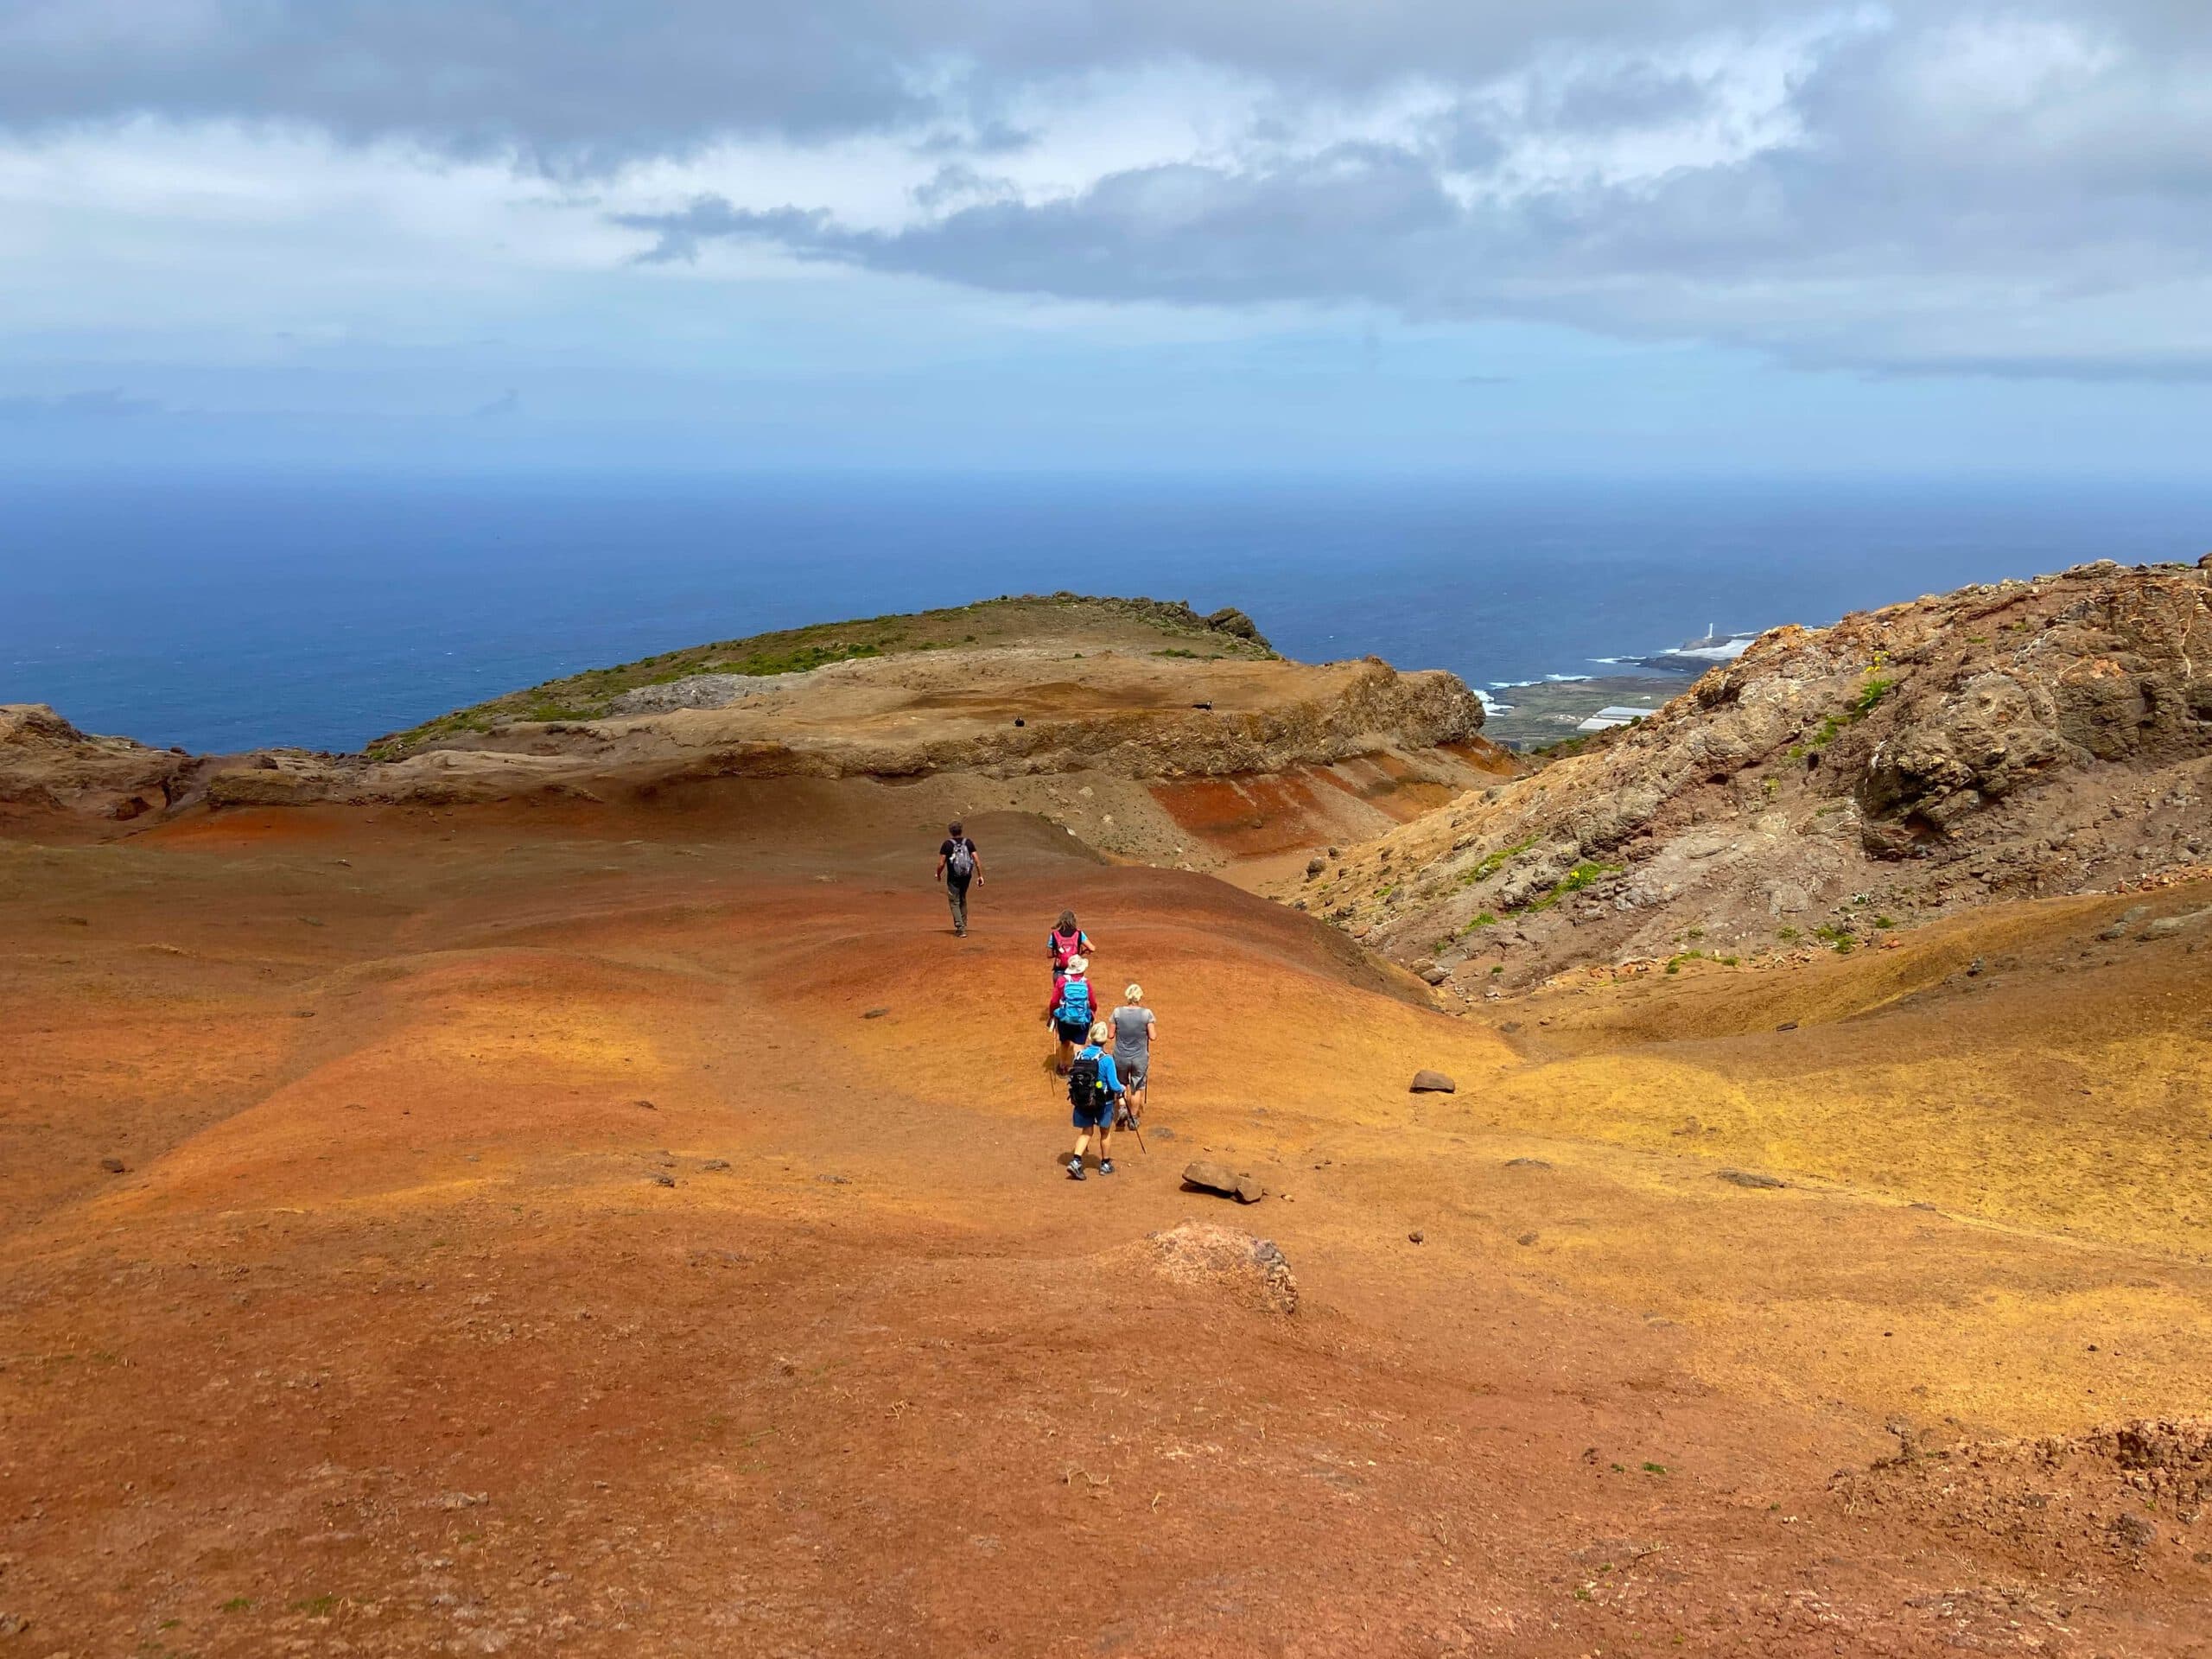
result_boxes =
[1314,561,2212,988]
[0,705,191,823]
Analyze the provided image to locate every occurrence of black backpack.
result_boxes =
[1067,1053,1103,1110]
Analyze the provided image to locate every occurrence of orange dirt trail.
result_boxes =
[3,785,2209,1656]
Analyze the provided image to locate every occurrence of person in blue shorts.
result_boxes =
[1064,1019,1124,1181]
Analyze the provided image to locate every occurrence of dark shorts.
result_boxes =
[1071,1095,1116,1130]
[1054,1018,1090,1045]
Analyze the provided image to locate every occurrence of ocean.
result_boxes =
[4,468,2207,754]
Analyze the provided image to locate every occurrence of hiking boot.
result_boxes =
[1065,1157,1084,1181]
[1098,1159,1115,1176]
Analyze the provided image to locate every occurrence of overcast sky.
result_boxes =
[3,0,2209,473]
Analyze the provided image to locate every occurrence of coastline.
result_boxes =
[1477,671,1687,749]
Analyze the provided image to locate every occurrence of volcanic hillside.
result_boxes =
[3,583,2209,1656]
[1300,557,2212,993]
[1,594,1504,868]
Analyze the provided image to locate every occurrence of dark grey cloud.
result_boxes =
[0,1,1833,161]
[7,1,2210,161]
[8,1,2212,379]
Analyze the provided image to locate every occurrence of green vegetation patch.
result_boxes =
[1460,838,1536,887]
[1522,860,1624,913]
[1789,666,1901,759]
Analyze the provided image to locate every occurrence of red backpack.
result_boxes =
[1049,928,1089,972]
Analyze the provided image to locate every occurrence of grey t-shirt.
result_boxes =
[1111,1006,1154,1070]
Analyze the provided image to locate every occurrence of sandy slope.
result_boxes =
[3,781,2209,1656]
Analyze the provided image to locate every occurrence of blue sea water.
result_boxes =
[3,468,2207,754]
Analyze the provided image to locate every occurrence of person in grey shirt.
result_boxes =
[1109,984,1157,1128]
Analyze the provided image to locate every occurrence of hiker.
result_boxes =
[1046,954,1096,1075]
[1047,910,1092,978]
[1064,1019,1126,1180]
[935,820,982,938]
[1109,983,1156,1129]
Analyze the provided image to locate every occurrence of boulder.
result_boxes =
[1204,607,1271,649]
[1182,1161,1265,1204]
[1716,1168,1786,1189]
[1420,966,1451,986]
[1408,1070,1456,1094]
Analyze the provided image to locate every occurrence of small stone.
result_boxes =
[700,1160,731,1172]
[1305,856,1326,878]
[817,1173,849,1185]
[862,1007,890,1019]
[1504,1157,1552,1170]
[651,1173,676,1187]
[1516,1231,1538,1247]
[1326,846,1340,859]
[1966,957,1985,976]
[633,1098,657,1110]
[1408,1230,1424,1244]
[1716,1169,1787,1189]
[1776,1021,1799,1032]
[99,1157,126,1174]
[1409,1070,1456,1094]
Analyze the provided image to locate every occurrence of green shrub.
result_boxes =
[1853,674,1896,715]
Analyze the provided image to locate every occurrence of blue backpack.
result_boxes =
[1055,978,1093,1026]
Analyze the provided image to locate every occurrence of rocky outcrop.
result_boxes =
[1314,560,2212,990]
[0,705,193,823]
[1204,607,1271,649]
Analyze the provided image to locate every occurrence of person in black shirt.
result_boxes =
[935,820,982,937]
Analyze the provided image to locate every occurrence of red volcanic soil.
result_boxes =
[3,785,2209,1656]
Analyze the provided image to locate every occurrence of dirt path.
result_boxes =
[2,798,2208,1656]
